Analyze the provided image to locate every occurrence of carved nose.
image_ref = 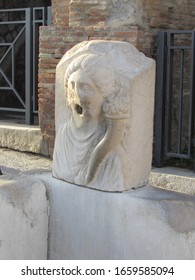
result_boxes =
[75,103,83,115]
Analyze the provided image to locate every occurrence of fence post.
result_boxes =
[47,6,52,25]
[25,8,33,125]
[190,31,195,168]
[153,31,167,167]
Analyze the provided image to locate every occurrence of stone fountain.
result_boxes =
[1,40,195,260]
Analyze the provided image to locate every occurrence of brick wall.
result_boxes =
[52,0,69,26]
[69,0,108,27]
[38,0,195,156]
[144,0,195,30]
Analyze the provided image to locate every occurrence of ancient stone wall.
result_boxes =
[38,0,195,156]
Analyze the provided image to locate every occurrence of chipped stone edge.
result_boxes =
[0,123,47,154]
[149,167,195,195]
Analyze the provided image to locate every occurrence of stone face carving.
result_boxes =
[53,40,155,192]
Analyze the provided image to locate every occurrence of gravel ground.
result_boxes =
[0,147,52,175]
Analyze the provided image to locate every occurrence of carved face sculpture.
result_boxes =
[52,40,155,192]
[53,53,130,190]
[67,68,104,131]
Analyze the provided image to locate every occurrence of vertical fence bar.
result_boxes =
[153,31,167,167]
[165,32,174,155]
[11,44,15,87]
[189,31,195,165]
[178,49,184,154]
[25,8,33,124]
[32,7,38,114]
[47,6,52,25]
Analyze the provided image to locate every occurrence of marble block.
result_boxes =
[0,175,48,259]
[53,40,155,191]
[42,173,195,260]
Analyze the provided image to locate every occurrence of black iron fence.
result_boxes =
[154,30,195,168]
[0,7,51,124]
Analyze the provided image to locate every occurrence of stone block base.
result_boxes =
[0,123,46,154]
[43,173,195,260]
[1,171,195,260]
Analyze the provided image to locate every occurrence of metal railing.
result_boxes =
[154,30,195,168]
[0,7,51,124]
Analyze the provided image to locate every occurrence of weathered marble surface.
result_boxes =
[42,173,195,260]
[2,171,195,260]
[0,175,48,259]
[53,40,155,191]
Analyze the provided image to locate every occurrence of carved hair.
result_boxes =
[64,52,131,119]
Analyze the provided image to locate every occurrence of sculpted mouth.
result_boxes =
[75,103,83,115]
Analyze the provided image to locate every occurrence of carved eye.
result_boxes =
[80,84,91,93]
[75,104,83,115]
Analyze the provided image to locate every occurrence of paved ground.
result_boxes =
[1,147,195,195]
[0,147,52,175]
